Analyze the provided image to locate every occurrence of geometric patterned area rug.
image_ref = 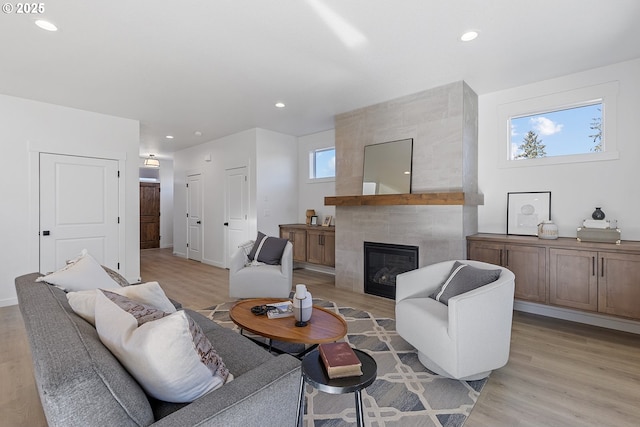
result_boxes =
[199,299,487,427]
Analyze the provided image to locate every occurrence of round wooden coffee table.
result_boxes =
[229,298,348,357]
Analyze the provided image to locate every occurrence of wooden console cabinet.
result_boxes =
[280,224,335,267]
[467,234,640,320]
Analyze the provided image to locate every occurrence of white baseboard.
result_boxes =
[0,297,18,307]
[202,258,224,269]
[173,251,187,259]
[514,300,640,335]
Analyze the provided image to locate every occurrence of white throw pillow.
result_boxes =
[67,281,176,326]
[95,290,232,403]
[36,249,119,291]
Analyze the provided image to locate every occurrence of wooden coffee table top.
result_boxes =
[229,298,348,345]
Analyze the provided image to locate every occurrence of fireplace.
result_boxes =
[364,242,419,299]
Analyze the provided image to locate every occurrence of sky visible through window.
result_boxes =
[314,148,335,178]
[510,103,602,159]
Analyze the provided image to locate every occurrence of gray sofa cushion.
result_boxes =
[16,274,154,427]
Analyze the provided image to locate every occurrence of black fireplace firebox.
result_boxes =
[364,242,419,299]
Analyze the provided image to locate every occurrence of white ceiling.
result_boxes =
[2,0,639,159]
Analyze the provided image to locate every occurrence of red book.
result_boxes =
[318,342,363,379]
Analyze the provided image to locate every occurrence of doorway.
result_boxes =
[39,153,120,273]
[140,182,160,249]
[225,166,249,267]
[187,173,203,261]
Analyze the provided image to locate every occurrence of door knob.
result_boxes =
[42,230,50,236]
[197,221,201,224]
[224,222,229,226]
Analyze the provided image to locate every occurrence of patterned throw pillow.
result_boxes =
[429,262,502,306]
[67,281,176,326]
[95,290,232,403]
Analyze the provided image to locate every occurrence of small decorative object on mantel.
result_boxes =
[322,215,332,227]
[306,209,316,225]
[310,215,318,226]
[537,220,558,239]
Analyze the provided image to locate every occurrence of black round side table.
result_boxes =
[297,348,377,427]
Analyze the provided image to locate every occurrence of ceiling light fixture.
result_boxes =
[35,20,58,32]
[275,102,286,108]
[144,154,160,167]
[194,131,202,136]
[460,31,478,42]
[165,135,174,139]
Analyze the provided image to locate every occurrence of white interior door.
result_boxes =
[225,167,249,267]
[39,153,119,273]
[187,173,203,262]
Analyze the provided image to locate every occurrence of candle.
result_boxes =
[295,284,307,299]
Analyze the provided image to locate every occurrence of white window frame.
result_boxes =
[308,147,336,183]
[498,81,619,168]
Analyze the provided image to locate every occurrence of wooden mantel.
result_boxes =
[324,192,484,206]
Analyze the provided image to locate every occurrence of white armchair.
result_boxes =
[395,260,515,380]
[229,241,293,299]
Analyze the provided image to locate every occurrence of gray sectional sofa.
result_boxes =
[15,273,302,427]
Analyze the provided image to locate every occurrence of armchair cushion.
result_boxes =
[248,232,289,265]
[430,261,501,305]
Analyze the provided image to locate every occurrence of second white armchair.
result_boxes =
[228,240,293,299]
[395,260,515,380]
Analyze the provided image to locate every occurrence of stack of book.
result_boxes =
[266,301,294,319]
[318,342,363,379]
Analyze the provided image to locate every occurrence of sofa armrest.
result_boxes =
[152,354,301,427]
[279,242,293,279]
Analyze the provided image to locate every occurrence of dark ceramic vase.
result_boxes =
[592,207,605,220]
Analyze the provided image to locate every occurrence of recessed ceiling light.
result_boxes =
[35,20,58,32]
[165,135,174,139]
[460,31,478,42]
[194,131,202,136]
[275,102,286,108]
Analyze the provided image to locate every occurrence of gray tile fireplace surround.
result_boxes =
[332,81,479,295]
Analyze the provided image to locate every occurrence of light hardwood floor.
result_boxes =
[2,248,640,427]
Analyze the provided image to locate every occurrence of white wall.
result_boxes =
[173,129,256,267]
[478,58,640,240]
[297,129,336,223]
[255,128,298,235]
[0,94,140,306]
[158,158,174,248]
[173,128,300,268]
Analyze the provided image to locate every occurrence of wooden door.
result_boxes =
[140,182,160,249]
[549,248,598,311]
[467,241,504,265]
[504,244,547,303]
[307,230,324,264]
[322,231,335,267]
[598,252,640,319]
[39,153,119,273]
[281,227,307,262]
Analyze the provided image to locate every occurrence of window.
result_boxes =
[498,81,618,167]
[510,102,602,160]
[309,147,335,180]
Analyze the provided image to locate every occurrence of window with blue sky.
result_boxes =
[310,147,335,179]
[510,102,602,160]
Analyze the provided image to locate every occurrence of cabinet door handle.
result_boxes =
[592,256,596,276]
[601,257,605,277]
[505,249,509,266]
[499,249,503,266]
